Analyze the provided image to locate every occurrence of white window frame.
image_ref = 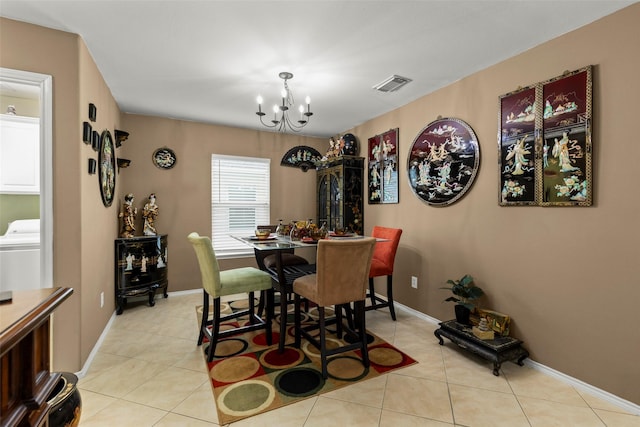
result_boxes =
[211,154,270,258]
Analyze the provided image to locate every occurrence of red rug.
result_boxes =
[196,300,417,424]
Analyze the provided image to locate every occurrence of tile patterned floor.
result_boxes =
[77,292,639,426]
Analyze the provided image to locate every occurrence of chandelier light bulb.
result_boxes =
[256,96,264,115]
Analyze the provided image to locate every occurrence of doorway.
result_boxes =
[0,68,53,289]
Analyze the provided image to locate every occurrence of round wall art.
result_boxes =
[152,147,177,169]
[98,129,116,207]
[407,117,480,206]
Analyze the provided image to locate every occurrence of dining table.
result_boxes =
[232,233,382,352]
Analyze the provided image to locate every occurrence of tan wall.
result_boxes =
[1,3,638,406]
[349,4,640,405]
[78,41,123,363]
[118,115,325,284]
[0,18,84,372]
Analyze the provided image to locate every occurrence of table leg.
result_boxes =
[274,251,288,353]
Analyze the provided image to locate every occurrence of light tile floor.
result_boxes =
[77,292,639,426]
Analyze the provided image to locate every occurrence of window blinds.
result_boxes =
[211,154,270,257]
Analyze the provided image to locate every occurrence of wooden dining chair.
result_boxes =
[188,232,273,362]
[367,226,403,320]
[293,237,376,379]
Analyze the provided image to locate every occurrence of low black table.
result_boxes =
[434,320,529,376]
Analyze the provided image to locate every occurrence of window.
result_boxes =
[211,154,270,257]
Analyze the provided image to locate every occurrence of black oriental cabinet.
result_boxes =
[114,234,168,314]
[317,156,364,234]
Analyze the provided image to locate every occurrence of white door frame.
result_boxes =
[0,67,53,288]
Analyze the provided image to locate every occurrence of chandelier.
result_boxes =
[256,72,313,132]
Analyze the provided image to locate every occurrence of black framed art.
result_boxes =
[98,130,116,207]
[92,130,100,151]
[540,67,592,206]
[82,122,92,144]
[368,128,399,204]
[407,118,480,206]
[498,65,592,206]
[152,147,177,169]
[499,86,537,205]
[88,103,97,122]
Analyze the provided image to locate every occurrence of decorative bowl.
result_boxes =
[333,228,349,236]
[254,228,272,240]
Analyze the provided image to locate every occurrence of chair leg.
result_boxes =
[318,306,328,379]
[386,275,396,321]
[368,278,376,308]
[198,289,208,346]
[248,291,255,324]
[257,289,265,318]
[265,289,273,346]
[354,300,369,368]
[207,297,222,362]
[294,293,302,348]
[278,289,288,352]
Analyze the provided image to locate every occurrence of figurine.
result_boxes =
[118,193,137,238]
[142,193,159,236]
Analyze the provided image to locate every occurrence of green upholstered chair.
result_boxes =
[367,226,403,320]
[188,232,273,362]
[293,237,376,379]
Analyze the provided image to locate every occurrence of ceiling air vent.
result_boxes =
[372,75,412,92]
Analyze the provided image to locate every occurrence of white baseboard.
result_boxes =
[78,290,639,415]
[392,298,640,416]
[75,310,117,379]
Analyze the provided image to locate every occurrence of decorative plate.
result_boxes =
[98,130,116,207]
[407,117,480,206]
[152,147,177,169]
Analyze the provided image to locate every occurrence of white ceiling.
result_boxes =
[0,1,634,138]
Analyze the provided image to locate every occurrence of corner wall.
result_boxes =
[351,4,640,405]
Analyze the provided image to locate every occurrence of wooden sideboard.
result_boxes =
[0,287,73,427]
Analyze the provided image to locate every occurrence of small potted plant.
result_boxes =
[441,274,484,325]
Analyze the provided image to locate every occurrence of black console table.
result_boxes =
[114,235,168,314]
[434,319,529,376]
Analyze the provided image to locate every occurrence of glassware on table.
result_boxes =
[254,227,272,240]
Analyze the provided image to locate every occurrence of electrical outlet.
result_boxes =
[100,292,104,308]
[411,276,418,289]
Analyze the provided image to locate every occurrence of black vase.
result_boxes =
[48,372,82,427]
[454,305,471,325]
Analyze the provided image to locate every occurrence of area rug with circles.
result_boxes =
[196,299,417,424]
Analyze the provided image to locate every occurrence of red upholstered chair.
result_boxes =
[367,226,402,320]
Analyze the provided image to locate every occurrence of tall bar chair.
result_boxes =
[293,237,376,379]
[188,232,273,362]
[254,224,310,319]
[367,226,403,320]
